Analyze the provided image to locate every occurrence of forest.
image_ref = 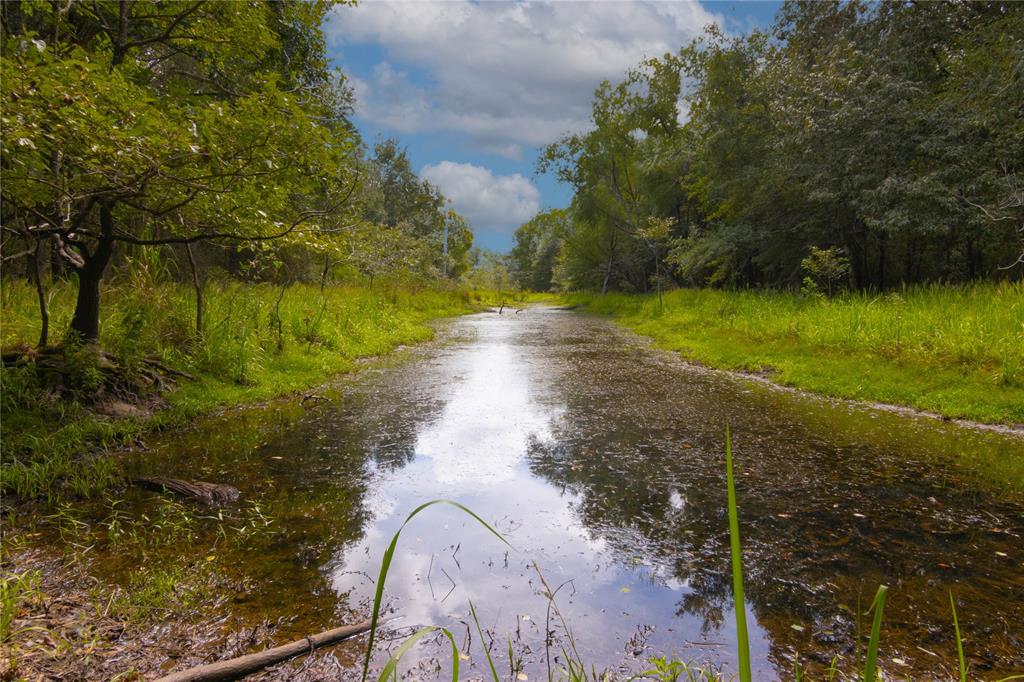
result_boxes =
[513,2,1023,294]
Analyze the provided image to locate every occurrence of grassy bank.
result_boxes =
[1,273,497,500]
[569,282,1024,426]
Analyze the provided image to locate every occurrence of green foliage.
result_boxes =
[950,592,966,682]
[537,3,1024,291]
[0,2,471,346]
[1,571,43,644]
[724,426,751,682]
[510,209,570,291]
[863,585,888,682]
[0,278,478,500]
[801,247,851,298]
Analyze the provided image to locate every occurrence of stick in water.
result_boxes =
[153,620,373,682]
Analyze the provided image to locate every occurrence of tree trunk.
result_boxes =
[112,0,129,67]
[320,254,331,292]
[49,237,65,279]
[655,258,663,313]
[69,203,116,343]
[32,240,49,348]
[877,230,886,290]
[185,242,204,335]
[966,234,977,281]
[69,266,104,343]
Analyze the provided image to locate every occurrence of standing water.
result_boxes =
[129,308,1022,678]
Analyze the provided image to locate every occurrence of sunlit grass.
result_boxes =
[1,276,493,500]
[568,282,1024,425]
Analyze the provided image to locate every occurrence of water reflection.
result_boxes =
[415,320,558,485]
[125,308,1023,680]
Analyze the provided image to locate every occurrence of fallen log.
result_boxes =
[153,620,373,682]
[132,476,240,506]
[141,356,197,381]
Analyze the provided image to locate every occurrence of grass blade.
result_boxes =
[375,626,459,682]
[950,591,966,682]
[725,425,752,682]
[361,499,511,682]
[469,599,500,682]
[863,584,888,682]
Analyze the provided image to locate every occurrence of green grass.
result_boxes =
[1,274,496,500]
[724,425,751,682]
[568,282,1024,426]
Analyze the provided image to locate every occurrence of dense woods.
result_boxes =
[519,1,1023,293]
[0,0,471,346]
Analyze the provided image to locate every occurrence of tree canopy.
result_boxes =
[524,0,1023,293]
[1,0,473,344]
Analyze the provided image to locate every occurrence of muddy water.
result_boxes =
[132,308,1022,679]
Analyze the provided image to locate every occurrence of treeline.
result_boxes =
[0,0,472,347]
[515,1,1023,293]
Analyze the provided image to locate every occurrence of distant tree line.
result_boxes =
[0,0,472,346]
[516,0,1022,293]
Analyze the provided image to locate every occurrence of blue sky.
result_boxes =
[325,1,781,251]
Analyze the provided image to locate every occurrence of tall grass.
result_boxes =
[569,282,1024,425]
[360,500,510,682]
[724,424,751,682]
[1,274,485,500]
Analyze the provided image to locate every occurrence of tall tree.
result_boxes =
[1,0,357,342]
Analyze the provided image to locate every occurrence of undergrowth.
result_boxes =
[1,273,510,500]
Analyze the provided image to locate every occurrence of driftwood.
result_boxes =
[133,476,240,506]
[153,620,373,682]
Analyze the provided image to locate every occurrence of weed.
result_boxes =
[0,570,42,644]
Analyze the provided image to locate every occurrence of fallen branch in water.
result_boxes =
[132,476,240,506]
[153,620,373,682]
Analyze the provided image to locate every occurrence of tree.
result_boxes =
[544,1,1023,293]
[510,209,569,291]
[1,0,358,343]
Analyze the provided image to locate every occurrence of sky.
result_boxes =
[325,1,782,252]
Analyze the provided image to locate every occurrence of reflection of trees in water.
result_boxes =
[526,435,735,632]
[133,370,446,639]
[521,377,1024,676]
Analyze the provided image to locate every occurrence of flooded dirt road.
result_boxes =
[130,308,1023,678]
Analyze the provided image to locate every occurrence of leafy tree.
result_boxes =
[510,209,569,291]
[540,1,1023,293]
[1,0,358,343]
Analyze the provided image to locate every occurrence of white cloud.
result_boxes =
[327,1,719,153]
[421,161,540,233]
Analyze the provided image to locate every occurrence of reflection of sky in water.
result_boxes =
[141,307,1024,678]
[416,323,557,485]
[327,314,774,678]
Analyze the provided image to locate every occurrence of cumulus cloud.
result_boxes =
[421,161,540,233]
[327,1,719,153]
